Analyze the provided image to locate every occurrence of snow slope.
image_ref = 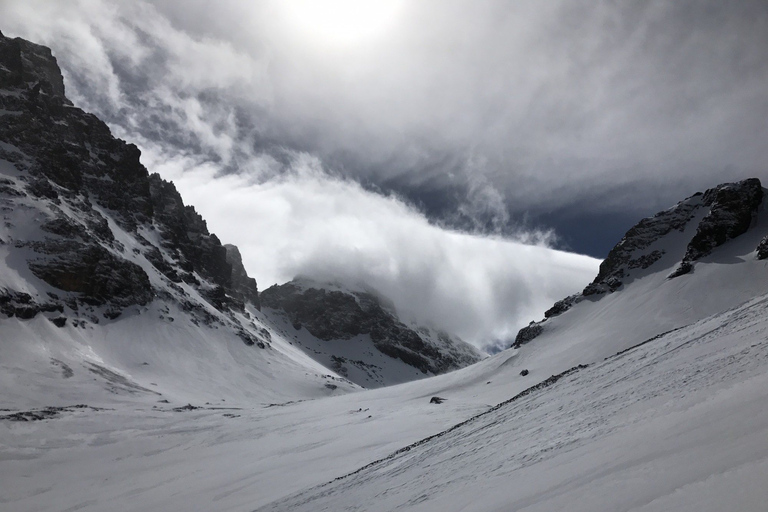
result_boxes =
[3,30,768,512]
[263,291,768,512]
[3,278,768,511]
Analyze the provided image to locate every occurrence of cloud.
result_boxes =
[144,147,599,349]
[3,0,762,345]
[5,0,767,232]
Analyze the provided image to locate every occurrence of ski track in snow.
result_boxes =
[2,293,768,511]
[259,294,768,512]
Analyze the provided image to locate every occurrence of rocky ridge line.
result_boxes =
[0,31,261,336]
[514,178,766,348]
[260,279,482,375]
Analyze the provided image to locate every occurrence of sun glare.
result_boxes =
[283,0,403,45]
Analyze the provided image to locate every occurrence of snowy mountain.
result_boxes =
[514,177,768,356]
[261,277,482,387]
[0,29,478,411]
[0,30,363,405]
[3,31,768,512]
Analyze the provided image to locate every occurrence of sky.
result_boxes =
[2,0,767,350]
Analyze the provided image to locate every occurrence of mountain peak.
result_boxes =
[516,177,767,348]
[260,278,482,386]
[0,31,70,104]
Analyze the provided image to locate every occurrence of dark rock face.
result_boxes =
[149,176,228,284]
[0,290,63,319]
[0,31,260,320]
[544,294,578,319]
[0,33,70,102]
[757,235,768,260]
[28,243,152,309]
[584,193,702,296]
[261,280,481,375]
[670,178,763,276]
[512,322,543,348]
[224,244,260,309]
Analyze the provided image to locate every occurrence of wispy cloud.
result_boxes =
[145,148,599,349]
[6,0,763,346]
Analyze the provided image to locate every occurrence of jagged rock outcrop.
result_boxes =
[514,178,767,348]
[224,244,260,309]
[670,179,763,276]
[583,193,703,297]
[261,279,481,375]
[756,235,768,260]
[0,29,69,102]
[512,322,543,349]
[0,31,259,321]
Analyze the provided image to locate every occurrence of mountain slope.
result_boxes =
[0,31,359,406]
[3,30,768,512]
[261,288,768,512]
[513,178,768,364]
[261,278,483,387]
[5,219,768,511]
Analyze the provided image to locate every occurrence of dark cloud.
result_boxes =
[2,0,766,343]
[6,1,767,249]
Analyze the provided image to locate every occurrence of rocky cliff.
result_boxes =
[0,31,260,330]
[261,278,482,379]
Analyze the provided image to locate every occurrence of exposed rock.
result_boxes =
[585,192,702,295]
[513,322,543,348]
[430,396,446,404]
[0,34,70,102]
[0,31,260,320]
[520,369,529,376]
[28,242,153,308]
[50,316,67,327]
[757,235,768,260]
[224,244,260,308]
[670,178,763,276]
[0,290,63,319]
[261,279,482,375]
[544,294,579,319]
[144,245,180,282]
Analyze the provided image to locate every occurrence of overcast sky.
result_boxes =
[3,0,767,350]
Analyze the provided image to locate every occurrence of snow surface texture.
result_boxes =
[3,182,768,510]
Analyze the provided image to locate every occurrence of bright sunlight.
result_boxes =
[282,0,404,45]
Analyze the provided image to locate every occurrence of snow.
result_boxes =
[261,293,768,511]
[3,151,768,510]
[4,283,768,511]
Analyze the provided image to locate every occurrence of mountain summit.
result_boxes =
[514,177,768,349]
[261,278,482,387]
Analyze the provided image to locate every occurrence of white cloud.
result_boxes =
[2,0,606,349]
[147,149,599,349]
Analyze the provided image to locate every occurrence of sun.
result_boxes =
[283,0,404,45]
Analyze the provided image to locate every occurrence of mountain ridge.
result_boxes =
[0,31,479,402]
[515,177,767,348]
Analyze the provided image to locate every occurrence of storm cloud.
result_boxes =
[2,0,765,347]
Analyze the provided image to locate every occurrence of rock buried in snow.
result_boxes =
[172,404,201,412]
[430,396,446,404]
[520,369,529,376]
